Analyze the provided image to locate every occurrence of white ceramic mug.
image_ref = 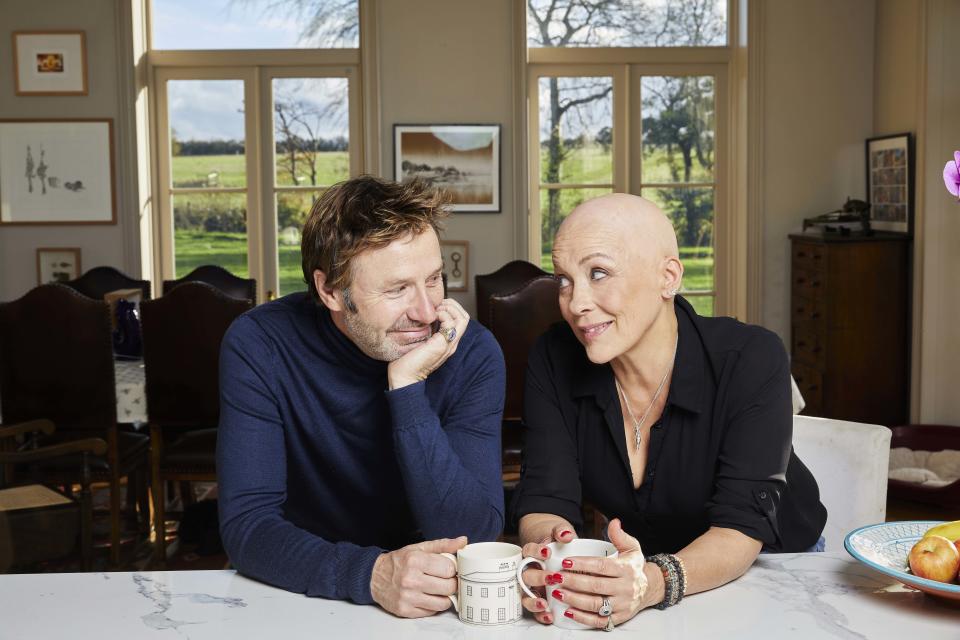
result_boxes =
[517,538,619,630]
[441,541,523,626]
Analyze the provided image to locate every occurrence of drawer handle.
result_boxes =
[810,312,820,319]
[796,340,807,348]
[811,280,821,288]
[811,347,822,354]
[796,306,805,314]
[797,251,807,258]
[796,277,806,284]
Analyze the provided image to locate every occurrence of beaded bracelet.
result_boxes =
[648,553,687,609]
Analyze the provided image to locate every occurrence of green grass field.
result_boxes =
[171,145,715,312]
[172,151,349,188]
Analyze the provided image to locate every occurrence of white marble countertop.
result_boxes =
[1,552,957,639]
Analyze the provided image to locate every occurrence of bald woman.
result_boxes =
[512,194,826,630]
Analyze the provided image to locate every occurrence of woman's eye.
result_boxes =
[556,275,570,288]
[590,268,607,281]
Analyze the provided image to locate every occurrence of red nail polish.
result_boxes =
[544,575,554,585]
[562,559,574,569]
[540,547,549,558]
[560,530,572,538]
[552,589,564,601]
[552,573,563,584]
[564,610,575,619]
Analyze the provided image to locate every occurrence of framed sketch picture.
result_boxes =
[866,133,913,235]
[394,124,500,212]
[12,31,88,96]
[440,240,469,292]
[0,119,116,225]
[36,247,81,285]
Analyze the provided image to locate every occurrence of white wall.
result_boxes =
[376,0,521,315]
[0,0,139,302]
[918,0,960,423]
[759,0,876,340]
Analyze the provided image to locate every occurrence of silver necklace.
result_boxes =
[615,335,678,452]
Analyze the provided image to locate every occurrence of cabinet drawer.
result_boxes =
[791,362,823,415]
[791,294,825,328]
[792,242,826,272]
[792,325,826,369]
[792,268,826,300]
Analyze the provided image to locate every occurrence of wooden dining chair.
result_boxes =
[64,266,152,301]
[140,281,253,566]
[0,284,150,566]
[0,419,106,571]
[162,265,257,302]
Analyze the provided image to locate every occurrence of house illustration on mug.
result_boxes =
[460,568,522,625]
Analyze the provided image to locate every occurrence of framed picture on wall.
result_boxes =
[394,124,500,212]
[12,31,88,96]
[0,119,116,225]
[440,240,469,292]
[36,247,81,285]
[865,133,913,235]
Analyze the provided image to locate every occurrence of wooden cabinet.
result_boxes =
[789,234,910,425]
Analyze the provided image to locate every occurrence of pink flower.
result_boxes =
[945,150,960,198]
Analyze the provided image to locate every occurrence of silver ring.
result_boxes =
[598,596,613,617]
[604,615,615,632]
[439,326,456,343]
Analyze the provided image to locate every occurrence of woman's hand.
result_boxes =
[519,523,578,625]
[548,518,650,629]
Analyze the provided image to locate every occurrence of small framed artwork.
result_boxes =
[36,247,81,285]
[440,240,469,292]
[865,133,914,235]
[394,124,500,212]
[0,119,116,225]
[12,31,88,96]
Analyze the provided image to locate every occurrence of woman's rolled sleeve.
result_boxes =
[705,331,794,546]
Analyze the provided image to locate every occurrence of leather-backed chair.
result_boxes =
[64,266,152,301]
[475,262,561,486]
[163,265,257,302]
[0,284,150,566]
[140,282,253,565]
[887,424,960,509]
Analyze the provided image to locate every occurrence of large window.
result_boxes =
[527,0,730,317]
[150,0,362,301]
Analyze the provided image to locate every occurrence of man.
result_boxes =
[217,176,506,618]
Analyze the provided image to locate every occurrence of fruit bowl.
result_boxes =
[844,521,960,601]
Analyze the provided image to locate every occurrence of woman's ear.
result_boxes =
[661,256,684,299]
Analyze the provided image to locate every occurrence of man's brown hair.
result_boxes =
[301,175,449,301]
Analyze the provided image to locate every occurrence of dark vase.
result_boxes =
[113,299,143,358]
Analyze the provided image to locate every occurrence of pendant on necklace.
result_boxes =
[634,428,642,451]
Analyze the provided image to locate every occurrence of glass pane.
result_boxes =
[528,0,727,47]
[539,77,613,184]
[277,190,321,296]
[642,187,713,292]
[173,193,248,278]
[641,76,715,184]
[273,78,350,187]
[153,0,359,49]
[686,295,714,317]
[539,187,612,271]
[169,80,246,188]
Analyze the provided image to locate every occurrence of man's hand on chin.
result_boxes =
[387,299,469,390]
[370,536,468,618]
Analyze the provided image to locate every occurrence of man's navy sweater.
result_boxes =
[216,293,505,604]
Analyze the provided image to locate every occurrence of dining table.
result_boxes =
[1,551,956,639]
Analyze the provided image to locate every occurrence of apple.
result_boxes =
[909,535,960,583]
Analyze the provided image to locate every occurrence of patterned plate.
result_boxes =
[844,520,960,600]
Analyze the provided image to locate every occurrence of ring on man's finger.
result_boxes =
[598,596,613,617]
[439,326,456,342]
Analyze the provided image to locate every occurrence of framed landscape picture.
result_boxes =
[12,31,88,96]
[866,133,913,235]
[439,240,469,292]
[394,124,500,212]
[0,119,116,225]
[36,247,81,284]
